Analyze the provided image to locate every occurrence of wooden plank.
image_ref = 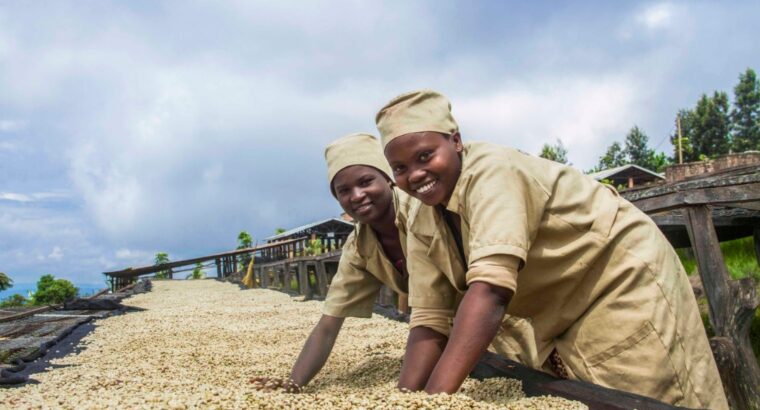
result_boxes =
[684,206,760,410]
[623,165,760,203]
[471,352,682,410]
[632,182,760,214]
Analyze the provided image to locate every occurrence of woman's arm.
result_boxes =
[289,314,345,387]
[424,281,512,394]
[398,326,448,391]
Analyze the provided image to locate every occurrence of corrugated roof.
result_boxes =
[265,218,354,241]
[587,164,664,181]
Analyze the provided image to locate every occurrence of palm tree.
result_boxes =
[0,272,12,291]
[187,263,205,280]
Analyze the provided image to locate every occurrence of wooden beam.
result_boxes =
[632,182,760,214]
[471,352,679,409]
[684,206,760,409]
[103,237,307,278]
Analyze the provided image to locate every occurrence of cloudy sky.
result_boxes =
[1,1,758,286]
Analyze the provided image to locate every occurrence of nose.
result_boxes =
[409,167,426,184]
[349,187,366,203]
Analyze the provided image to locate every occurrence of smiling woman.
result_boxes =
[251,133,420,393]
[375,89,729,409]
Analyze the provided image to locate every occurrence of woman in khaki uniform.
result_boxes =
[377,90,728,409]
[254,133,419,392]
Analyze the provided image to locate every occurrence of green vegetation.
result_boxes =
[0,293,27,307]
[0,272,12,291]
[678,237,760,362]
[29,274,78,305]
[187,262,205,280]
[592,126,671,173]
[154,252,172,279]
[677,237,759,280]
[538,139,569,164]
[237,231,254,268]
[305,238,323,256]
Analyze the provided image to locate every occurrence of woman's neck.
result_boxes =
[369,202,398,241]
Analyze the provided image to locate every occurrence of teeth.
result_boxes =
[416,181,436,194]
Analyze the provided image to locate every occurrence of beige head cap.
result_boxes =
[324,133,392,192]
[375,89,459,148]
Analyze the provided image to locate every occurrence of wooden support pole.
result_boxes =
[216,258,222,278]
[684,205,760,410]
[298,262,308,297]
[315,261,328,298]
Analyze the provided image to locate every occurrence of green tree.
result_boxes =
[154,252,171,279]
[731,68,760,152]
[274,228,286,235]
[30,274,78,305]
[693,92,731,158]
[597,141,626,170]
[237,231,253,268]
[624,126,654,167]
[538,138,569,164]
[187,262,205,280]
[0,293,27,307]
[0,272,12,291]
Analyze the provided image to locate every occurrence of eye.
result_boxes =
[392,165,406,175]
[359,176,374,186]
[419,151,432,162]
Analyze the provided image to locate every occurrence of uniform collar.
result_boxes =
[443,143,471,215]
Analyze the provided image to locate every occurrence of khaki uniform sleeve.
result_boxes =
[466,254,521,291]
[410,307,454,337]
[322,240,383,318]
[462,161,548,291]
[407,230,459,309]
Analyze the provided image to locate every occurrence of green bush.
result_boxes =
[30,274,78,305]
[0,294,27,307]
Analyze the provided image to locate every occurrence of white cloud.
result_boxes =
[48,246,63,260]
[455,75,643,168]
[637,3,674,30]
[115,248,151,260]
[0,191,70,203]
[0,192,33,202]
[0,119,26,132]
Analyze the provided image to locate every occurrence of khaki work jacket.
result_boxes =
[406,142,727,409]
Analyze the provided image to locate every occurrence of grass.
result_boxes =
[677,236,760,362]
[676,236,759,280]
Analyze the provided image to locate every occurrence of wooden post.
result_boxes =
[315,261,328,297]
[298,262,308,296]
[216,258,221,278]
[684,205,760,409]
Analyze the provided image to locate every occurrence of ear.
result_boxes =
[451,131,463,152]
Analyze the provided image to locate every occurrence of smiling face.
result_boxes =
[384,131,463,206]
[331,165,395,225]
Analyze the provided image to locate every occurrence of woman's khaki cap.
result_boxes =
[324,133,392,191]
[375,89,458,148]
